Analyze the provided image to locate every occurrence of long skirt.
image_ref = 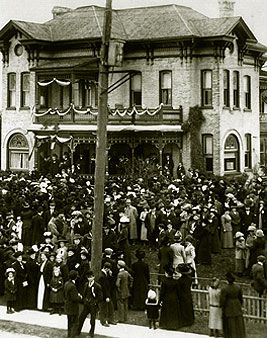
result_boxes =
[37,275,45,310]
[209,306,223,330]
[223,315,246,338]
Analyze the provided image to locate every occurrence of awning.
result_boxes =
[28,124,182,133]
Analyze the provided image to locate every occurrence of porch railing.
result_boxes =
[34,106,183,125]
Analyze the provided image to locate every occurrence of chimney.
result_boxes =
[218,0,236,17]
[52,6,72,19]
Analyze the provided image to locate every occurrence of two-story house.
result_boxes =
[0,4,266,176]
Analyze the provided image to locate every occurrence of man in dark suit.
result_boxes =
[76,270,103,338]
[32,206,45,245]
[99,262,116,326]
[252,255,267,297]
[64,270,82,338]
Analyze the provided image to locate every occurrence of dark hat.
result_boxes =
[69,270,78,280]
[135,249,145,259]
[26,248,36,256]
[14,250,23,258]
[86,270,95,278]
[177,263,192,275]
[225,271,235,283]
[49,252,56,257]
[257,255,266,262]
[67,245,76,252]
[73,234,82,240]
[103,262,112,269]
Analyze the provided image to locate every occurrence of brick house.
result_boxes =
[0,4,266,176]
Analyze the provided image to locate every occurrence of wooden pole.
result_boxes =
[91,0,112,276]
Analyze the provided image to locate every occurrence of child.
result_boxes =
[208,277,223,337]
[234,232,246,276]
[145,289,160,330]
[49,266,64,315]
[4,267,17,314]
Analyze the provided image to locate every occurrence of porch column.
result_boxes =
[105,145,110,175]
[159,139,163,175]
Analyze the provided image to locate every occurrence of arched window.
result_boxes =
[8,133,29,170]
[224,134,239,172]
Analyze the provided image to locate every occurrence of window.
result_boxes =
[130,73,142,106]
[233,71,240,108]
[224,134,240,172]
[160,71,172,105]
[201,70,212,107]
[260,137,266,166]
[8,133,29,170]
[73,79,98,108]
[244,134,252,169]
[8,73,16,107]
[21,72,30,107]
[223,70,230,107]
[202,134,213,172]
[38,76,71,110]
[244,75,251,109]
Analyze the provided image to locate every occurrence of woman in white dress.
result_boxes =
[208,277,223,337]
[37,252,53,311]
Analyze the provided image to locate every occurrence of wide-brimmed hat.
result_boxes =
[177,263,192,275]
[117,260,126,268]
[225,271,235,283]
[256,229,264,238]
[235,232,244,239]
[104,248,113,255]
[14,250,23,258]
[5,267,15,276]
[73,234,82,240]
[247,225,256,232]
[43,231,52,238]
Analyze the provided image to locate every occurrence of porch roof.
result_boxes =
[28,124,182,133]
[30,57,99,71]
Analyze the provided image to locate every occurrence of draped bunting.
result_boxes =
[33,106,72,117]
[35,134,73,143]
[37,78,71,87]
[108,103,163,117]
[33,103,163,117]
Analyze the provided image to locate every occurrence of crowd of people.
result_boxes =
[0,161,266,337]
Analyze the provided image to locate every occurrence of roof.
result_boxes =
[0,3,265,48]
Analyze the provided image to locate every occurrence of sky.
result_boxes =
[0,0,267,45]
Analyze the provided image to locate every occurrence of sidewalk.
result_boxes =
[0,305,209,338]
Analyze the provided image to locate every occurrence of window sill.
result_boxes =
[6,107,16,110]
[19,107,30,110]
[243,108,252,112]
[244,168,252,172]
[224,171,240,175]
[232,107,240,111]
[223,106,231,110]
[200,106,213,109]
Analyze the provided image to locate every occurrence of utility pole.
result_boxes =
[91,0,112,275]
